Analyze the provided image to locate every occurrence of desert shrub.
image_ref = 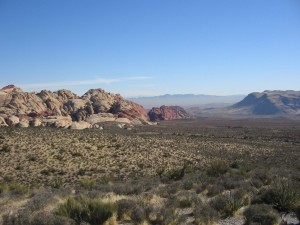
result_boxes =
[2,209,31,225]
[31,212,75,225]
[0,183,7,193]
[173,191,201,208]
[51,178,63,189]
[244,204,279,225]
[251,169,272,185]
[166,166,185,181]
[8,182,28,195]
[131,206,146,224]
[207,159,229,177]
[182,179,194,190]
[222,175,243,190]
[158,183,179,198]
[194,204,218,225]
[25,188,54,212]
[156,167,165,178]
[117,199,137,220]
[207,184,225,197]
[0,144,11,152]
[210,191,246,218]
[253,178,300,211]
[55,195,116,225]
[80,179,95,189]
[295,204,300,221]
[250,178,264,189]
[77,168,86,176]
[113,182,143,195]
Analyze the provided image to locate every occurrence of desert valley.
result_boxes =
[0,85,299,225]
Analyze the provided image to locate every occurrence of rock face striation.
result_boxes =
[231,90,300,115]
[148,105,192,121]
[0,85,150,128]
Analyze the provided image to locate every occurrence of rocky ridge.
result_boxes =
[0,85,151,129]
[148,105,193,121]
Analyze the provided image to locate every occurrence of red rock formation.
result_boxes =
[0,85,150,126]
[148,105,192,121]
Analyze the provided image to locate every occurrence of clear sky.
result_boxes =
[0,0,299,97]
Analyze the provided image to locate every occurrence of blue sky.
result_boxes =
[0,0,299,97]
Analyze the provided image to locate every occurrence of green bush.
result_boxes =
[207,159,229,177]
[55,195,116,225]
[194,204,218,225]
[8,182,28,195]
[255,178,300,211]
[166,166,185,181]
[131,206,146,224]
[117,199,136,220]
[210,191,246,217]
[80,179,95,189]
[244,204,279,225]
[251,169,272,186]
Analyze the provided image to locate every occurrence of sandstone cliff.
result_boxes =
[0,85,150,127]
[148,105,192,121]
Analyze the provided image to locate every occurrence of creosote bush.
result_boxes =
[55,195,116,225]
[244,204,279,225]
[194,204,218,225]
[210,191,246,218]
[253,178,300,211]
[207,159,229,177]
[0,182,28,195]
[80,179,95,189]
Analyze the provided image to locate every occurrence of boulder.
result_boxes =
[86,113,116,124]
[115,118,131,124]
[31,118,42,127]
[54,116,72,128]
[117,123,125,129]
[92,124,103,130]
[19,119,29,128]
[41,116,72,128]
[0,116,8,126]
[7,115,20,126]
[70,121,92,130]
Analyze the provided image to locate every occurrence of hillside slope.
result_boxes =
[231,90,300,115]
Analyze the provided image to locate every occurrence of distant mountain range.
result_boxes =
[127,94,246,109]
[231,90,300,115]
[188,90,300,118]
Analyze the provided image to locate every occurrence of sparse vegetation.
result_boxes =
[0,119,299,225]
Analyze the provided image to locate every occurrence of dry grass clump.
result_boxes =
[55,195,116,225]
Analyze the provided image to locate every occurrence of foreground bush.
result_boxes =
[210,191,246,218]
[207,159,229,177]
[194,204,218,225]
[254,178,300,211]
[244,204,279,225]
[0,182,28,195]
[55,195,116,225]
